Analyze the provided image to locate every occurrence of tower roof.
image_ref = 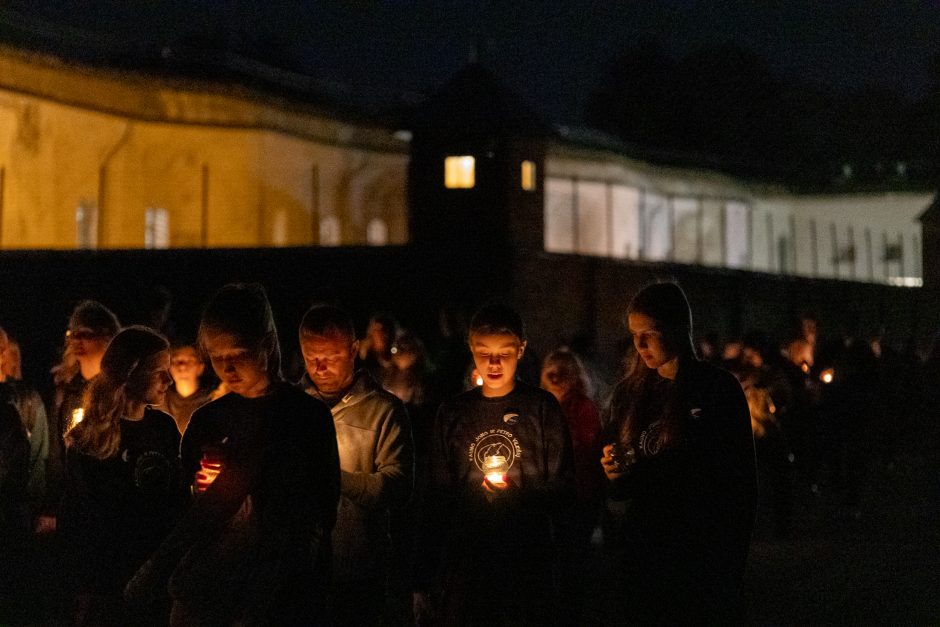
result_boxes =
[411,62,551,138]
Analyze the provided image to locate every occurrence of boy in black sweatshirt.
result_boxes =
[413,304,577,626]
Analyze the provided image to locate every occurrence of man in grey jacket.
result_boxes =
[299,304,414,627]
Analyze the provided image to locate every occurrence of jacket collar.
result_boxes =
[301,369,380,412]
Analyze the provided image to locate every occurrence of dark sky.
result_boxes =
[9,0,940,122]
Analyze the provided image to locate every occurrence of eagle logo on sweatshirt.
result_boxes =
[468,429,523,474]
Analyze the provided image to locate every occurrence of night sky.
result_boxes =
[5,0,940,122]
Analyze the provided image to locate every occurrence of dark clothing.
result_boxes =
[0,401,29,534]
[0,403,30,618]
[560,391,604,509]
[47,373,90,515]
[0,380,48,512]
[415,382,577,626]
[158,386,211,435]
[126,383,340,626]
[605,360,757,625]
[59,408,183,599]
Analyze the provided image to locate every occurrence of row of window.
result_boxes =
[543,177,750,267]
[74,202,390,248]
[444,156,537,191]
[542,177,921,285]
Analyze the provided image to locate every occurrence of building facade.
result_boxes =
[0,45,408,249]
[0,46,934,291]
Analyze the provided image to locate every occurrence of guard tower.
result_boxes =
[408,63,551,303]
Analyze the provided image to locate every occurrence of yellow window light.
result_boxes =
[521,160,536,191]
[445,156,475,189]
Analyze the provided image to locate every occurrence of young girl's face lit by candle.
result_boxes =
[204,331,270,399]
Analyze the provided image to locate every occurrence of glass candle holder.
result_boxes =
[483,455,509,487]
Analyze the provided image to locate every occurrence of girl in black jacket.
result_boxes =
[600,282,757,625]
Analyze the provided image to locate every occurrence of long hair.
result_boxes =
[197,283,282,380]
[613,282,698,451]
[65,326,169,460]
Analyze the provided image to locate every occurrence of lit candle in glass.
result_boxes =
[70,407,84,429]
[483,455,508,487]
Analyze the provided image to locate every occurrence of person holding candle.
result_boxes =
[124,283,340,626]
[59,326,182,625]
[44,300,121,535]
[600,282,757,625]
[298,304,413,627]
[413,304,577,626]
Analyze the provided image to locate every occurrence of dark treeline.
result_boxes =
[584,39,940,189]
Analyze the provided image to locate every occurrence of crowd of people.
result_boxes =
[0,280,936,626]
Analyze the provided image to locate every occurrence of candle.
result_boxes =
[483,455,508,487]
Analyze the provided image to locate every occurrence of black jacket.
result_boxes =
[127,383,340,626]
[606,360,757,624]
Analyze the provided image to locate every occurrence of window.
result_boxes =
[543,177,575,253]
[576,181,608,256]
[672,197,700,263]
[145,207,169,249]
[444,156,475,189]
[724,201,750,268]
[366,218,388,246]
[76,199,98,249]
[521,160,537,191]
[320,216,341,246]
[272,210,288,247]
[610,185,640,259]
[642,192,670,261]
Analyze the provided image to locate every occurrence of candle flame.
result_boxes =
[70,408,84,428]
[820,369,834,384]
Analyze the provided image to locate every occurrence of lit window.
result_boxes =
[145,207,170,249]
[366,218,388,246]
[444,156,475,189]
[76,199,98,249]
[320,216,341,246]
[521,160,537,191]
[272,210,288,247]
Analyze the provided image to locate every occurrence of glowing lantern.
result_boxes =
[483,455,508,487]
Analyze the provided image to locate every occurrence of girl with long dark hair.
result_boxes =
[600,282,757,625]
[60,326,181,625]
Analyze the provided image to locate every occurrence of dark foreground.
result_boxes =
[581,451,940,626]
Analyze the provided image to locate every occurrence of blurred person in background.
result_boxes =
[0,328,49,519]
[2,336,22,380]
[158,344,211,435]
[43,301,120,535]
[0,401,30,622]
[540,348,603,527]
[540,347,603,620]
[359,311,399,383]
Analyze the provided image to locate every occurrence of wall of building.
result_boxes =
[543,142,932,287]
[0,47,409,249]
